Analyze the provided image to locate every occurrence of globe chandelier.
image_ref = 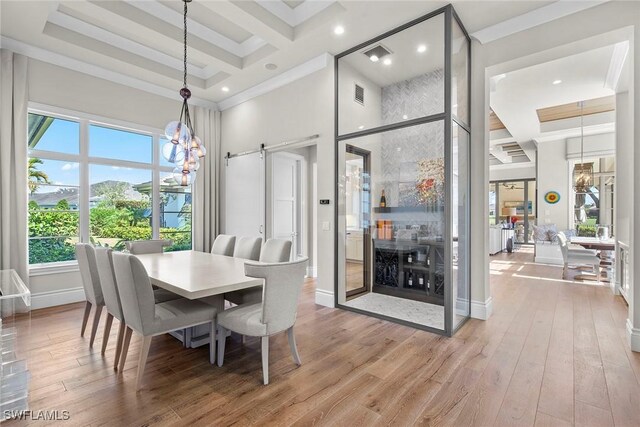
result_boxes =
[162,0,206,186]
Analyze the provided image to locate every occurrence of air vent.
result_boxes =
[354,84,364,105]
[363,44,392,61]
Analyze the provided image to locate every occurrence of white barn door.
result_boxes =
[224,152,265,238]
[271,153,298,260]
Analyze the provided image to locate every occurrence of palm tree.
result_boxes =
[28,157,50,194]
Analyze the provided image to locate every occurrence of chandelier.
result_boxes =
[573,101,591,194]
[162,0,206,186]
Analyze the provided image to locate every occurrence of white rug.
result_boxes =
[344,292,445,330]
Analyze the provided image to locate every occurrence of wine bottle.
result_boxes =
[380,189,386,208]
[407,252,412,263]
[407,271,413,287]
[418,275,424,287]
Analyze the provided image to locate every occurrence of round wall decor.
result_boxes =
[544,191,560,204]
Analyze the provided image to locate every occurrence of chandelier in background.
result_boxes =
[163,0,206,186]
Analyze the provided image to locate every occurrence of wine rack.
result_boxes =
[372,239,445,305]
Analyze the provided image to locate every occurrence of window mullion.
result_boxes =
[152,134,160,239]
[79,119,90,243]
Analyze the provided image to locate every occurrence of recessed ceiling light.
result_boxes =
[265,63,278,70]
[383,58,392,65]
[221,86,229,92]
[358,125,365,130]
[334,25,345,35]
[370,55,379,62]
[417,44,427,53]
[402,114,408,120]
[552,79,562,85]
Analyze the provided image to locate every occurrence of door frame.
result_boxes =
[345,144,371,298]
[269,151,307,260]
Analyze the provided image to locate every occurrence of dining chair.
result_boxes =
[125,239,172,254]
[233,236,262,261]
[211,234,236,256]
[217,257,308,385]
[557,232,600,281]
[111,252,218,391]
[91,246,127,369]
[75,243,105,347]
[123,239,182,304]
[224,238,293,306]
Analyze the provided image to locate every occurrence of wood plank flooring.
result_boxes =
[4,250,639,426]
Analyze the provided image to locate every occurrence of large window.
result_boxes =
[28,108,192,266]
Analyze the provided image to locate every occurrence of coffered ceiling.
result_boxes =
[0,1,610,110]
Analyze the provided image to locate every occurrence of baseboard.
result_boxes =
[470,297,493,320]
[306,266,317,278]
[315,288,335,308]
[626,319,640,352]
[534,256,563,265]
[31,287,85,310]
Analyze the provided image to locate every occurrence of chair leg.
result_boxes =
[101,313,114,355]
[261,336,269,385]
[80,301,92,337]
[118,327,133,372]
[136,336,152,392]
[114,321,126,370]
[89,305,103,348]
[209,321,216,365]
[217,325,226,367]
[287,327,302,366]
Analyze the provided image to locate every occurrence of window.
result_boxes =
[28,108,193,266]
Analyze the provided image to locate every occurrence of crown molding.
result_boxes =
[471,0,610,44]
[218,52,330,111]
[0,36,218,110]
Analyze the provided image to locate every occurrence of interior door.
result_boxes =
[224,152,265,238]
[271,153,297,260]
[345,145,371,297]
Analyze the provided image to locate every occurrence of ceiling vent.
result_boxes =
[363,44,392,62]
[354,83,364,105]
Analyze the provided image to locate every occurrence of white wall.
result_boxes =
[220,65,335,306]
[536,139,570,229]
[27,59,180,308]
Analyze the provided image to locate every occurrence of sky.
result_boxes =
[30,116,176,192]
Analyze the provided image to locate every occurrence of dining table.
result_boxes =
[569,236,615,251]
[135,250,263,347]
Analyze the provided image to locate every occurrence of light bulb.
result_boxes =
[370,55,379,62]
[165,121,190,145]
[173,167,195,186]
[195,143,207,158]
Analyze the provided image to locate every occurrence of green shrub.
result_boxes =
[29,238,76,264]
[577,224,597,237]
[28,209,78,237]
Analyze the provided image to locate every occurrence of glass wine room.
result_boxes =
[335,5,471,336]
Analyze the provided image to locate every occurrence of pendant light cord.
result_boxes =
[183,0,188,88]
[580,101,584,172]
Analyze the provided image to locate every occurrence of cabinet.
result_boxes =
[372,239,444,305]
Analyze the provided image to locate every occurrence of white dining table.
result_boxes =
[135,250,263,347]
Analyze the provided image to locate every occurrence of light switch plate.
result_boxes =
[322,221,331,231]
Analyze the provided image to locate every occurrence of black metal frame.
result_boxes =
[333,4,472,337]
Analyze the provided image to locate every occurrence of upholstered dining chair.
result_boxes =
[125,239,172,255]
[217,257,308,385]
[124,239,181,304]
[224,238,293,306]
[111,252,218,391]
[211,234,236,256]
[91,246,127,368]
[557,232,601,281]
[75,243,105,348]
[233,236,262,261]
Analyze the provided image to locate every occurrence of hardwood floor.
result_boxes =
[5,251,639,426]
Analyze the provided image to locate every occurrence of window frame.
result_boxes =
[27,103,191,272]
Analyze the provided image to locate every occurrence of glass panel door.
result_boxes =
[345,145,371,296]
